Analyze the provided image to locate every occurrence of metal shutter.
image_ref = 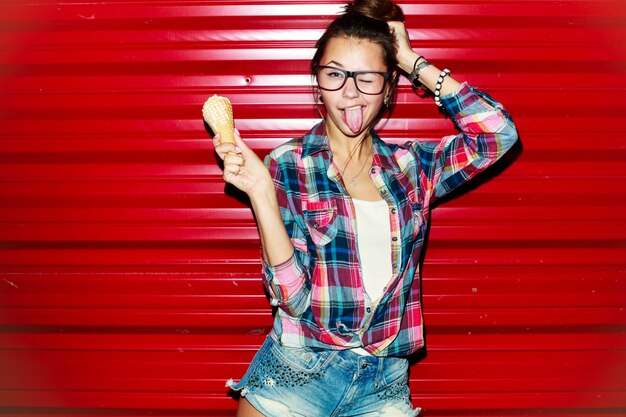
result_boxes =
[1,1,624,416]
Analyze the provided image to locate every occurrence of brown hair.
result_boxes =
[344,0,405,22]
[311,0,405,124]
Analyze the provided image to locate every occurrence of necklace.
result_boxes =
[341,144,373,188]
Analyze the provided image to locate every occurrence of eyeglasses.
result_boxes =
[314,65,390,95]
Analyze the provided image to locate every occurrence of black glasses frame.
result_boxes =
[313,65,390,95]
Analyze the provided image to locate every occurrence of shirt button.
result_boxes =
[381,190,387,195]
[366,307,371,313]
[370,168,376,174]
[391,208,397,214]
[392,237,398,242]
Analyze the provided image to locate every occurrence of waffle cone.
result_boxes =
[202,94,236,144]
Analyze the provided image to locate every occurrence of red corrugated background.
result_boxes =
[1,0,625,416]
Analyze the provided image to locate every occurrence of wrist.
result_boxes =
[398,50,421,74]
[248,180,278,209]
[408,56,432,87]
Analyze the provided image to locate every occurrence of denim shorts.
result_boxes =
[227,335,421,417]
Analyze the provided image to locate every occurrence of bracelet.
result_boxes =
[408,56,431,86]
[433,68,451,107]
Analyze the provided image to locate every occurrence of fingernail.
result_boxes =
[235,146,243,153]
[234,128,241,136]
[214,132,221,139]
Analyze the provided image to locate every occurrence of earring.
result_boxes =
[383,96,389,106]
[317,90,324,103]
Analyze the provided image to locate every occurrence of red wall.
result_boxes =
[1,1,625,416]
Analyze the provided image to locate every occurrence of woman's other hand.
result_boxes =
[387,21,420,74]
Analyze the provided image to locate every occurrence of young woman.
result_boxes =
[213,0,518,415]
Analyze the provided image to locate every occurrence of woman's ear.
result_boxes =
[384,71,399,105]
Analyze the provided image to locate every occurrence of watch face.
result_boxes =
[409,60,431,87]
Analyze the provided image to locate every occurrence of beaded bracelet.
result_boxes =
[433,68,451,107]
[408,56,431,86]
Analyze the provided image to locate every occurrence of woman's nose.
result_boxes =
[342,76,360,98]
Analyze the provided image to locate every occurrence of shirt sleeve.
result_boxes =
[260,152,312,317]
[415,82,519,202]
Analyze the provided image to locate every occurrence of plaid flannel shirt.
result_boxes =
[261,83,518,357]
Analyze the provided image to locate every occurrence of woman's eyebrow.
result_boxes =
[324,60,344,67]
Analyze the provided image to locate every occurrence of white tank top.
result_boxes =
[352,198,393,302]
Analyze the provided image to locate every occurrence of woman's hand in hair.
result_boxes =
[213,130,273,199]
[388,21,421,74]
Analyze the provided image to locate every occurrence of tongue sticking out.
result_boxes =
[344,106,363,133]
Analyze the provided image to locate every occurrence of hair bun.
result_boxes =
[344,0,404,22]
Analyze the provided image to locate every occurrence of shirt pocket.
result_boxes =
[303,200,338,246]
[410,201,425,240]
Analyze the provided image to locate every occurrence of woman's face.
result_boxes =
[317,36,389,139]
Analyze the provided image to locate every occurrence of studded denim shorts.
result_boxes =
[227,335,421,417]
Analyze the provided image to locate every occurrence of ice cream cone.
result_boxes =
[202,94,236,144]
